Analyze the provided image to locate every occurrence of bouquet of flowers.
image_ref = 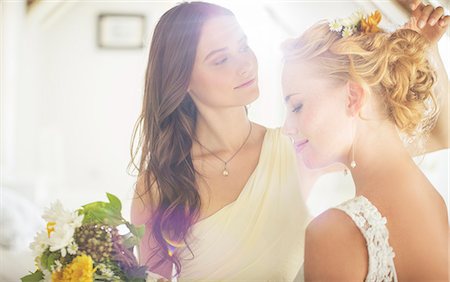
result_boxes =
[21,193,148,282]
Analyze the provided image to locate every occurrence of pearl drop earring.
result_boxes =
[350,117,357,169]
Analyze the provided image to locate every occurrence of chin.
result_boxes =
[244,87,260,104]
[301,154,333,170]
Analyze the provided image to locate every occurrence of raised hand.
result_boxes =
[409,2,449,44]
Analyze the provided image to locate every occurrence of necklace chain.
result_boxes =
[194,122,253,176]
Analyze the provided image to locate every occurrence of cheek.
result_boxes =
[307,96,348,139]
[190,68,234,102]
[300,100,351,167]
[296,102,331,137]
[249,52,258,71]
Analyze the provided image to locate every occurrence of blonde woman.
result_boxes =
[282,5,449,281]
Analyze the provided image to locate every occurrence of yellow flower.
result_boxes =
[52,254,96,282]
[360,10,382,33]
[51,271,64,281]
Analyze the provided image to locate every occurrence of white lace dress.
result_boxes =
[295,195,398,282]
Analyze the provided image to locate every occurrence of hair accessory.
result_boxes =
[329,10,382,38]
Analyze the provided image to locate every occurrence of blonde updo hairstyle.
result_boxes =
[282,20,438,143]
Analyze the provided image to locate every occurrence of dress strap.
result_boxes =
[335,196,398,282]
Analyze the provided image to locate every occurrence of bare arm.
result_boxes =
[131,175,173,280]
[304,209,368,281]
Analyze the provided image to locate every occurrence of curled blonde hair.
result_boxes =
[282,21,438,140]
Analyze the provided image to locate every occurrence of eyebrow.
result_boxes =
[203,35,247,62]
[204,47,228,62]
[284,93,302,103]
[238,35,247,44]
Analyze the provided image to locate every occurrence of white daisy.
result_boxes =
[67,240,78,255]
[29,230,49,258]
[342,26,355,37]
[349,10,364,25]
[329,20,342,32]
[54,260,63,272]
[42,201,84,253]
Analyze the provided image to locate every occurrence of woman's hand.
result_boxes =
[403,1,450,153]
[409,2,449,45]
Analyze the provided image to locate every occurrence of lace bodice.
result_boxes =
[335,196,398,282]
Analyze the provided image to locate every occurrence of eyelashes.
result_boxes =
[292,104,303,113]
[213,44,250,66]
[214,58,228,65]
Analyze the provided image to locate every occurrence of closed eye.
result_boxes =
[292,104,303,113]
[214,57,228,65]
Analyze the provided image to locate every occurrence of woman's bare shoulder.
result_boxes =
[304,208,368,280]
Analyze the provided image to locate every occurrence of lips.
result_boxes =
[234,78,256,89]
[294,139,308,154]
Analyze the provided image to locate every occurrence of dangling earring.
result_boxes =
[350,117,357,169]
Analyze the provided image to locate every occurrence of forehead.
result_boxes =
[282,61,319,93]
[282,60,318,80]
[196,16,244,54]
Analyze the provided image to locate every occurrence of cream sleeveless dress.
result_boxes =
[295,195,397,282]
[177,128,310,281]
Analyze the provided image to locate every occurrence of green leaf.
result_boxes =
[46,252,59,268]
[123,234,141,249]
[80,194,125,226]
[82,207,123,225]
[40,251,50,271]
[107,193,122,212]
[21,270,44,282]
[126,223,145,240]
[81,200,123,225]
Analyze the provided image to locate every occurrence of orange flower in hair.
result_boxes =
[360,10,382,33]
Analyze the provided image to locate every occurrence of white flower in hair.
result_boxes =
[349,10,364,25]
[329,19,342,32]
[329,10,382,37]
[342,26,355,37]
[339,18,354,28]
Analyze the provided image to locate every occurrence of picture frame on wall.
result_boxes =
[97,14,146,49]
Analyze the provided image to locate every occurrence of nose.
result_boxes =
[282,116,298,137]
[238,55,255,77]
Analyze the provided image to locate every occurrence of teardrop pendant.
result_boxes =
[222,168,229,176]
[350,160,357,169]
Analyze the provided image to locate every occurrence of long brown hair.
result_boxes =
[129,2,234,276]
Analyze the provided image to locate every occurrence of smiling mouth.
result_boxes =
[234,78,256,89]
[294,140,308,153]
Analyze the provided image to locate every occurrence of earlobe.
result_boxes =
[346,81,365,116]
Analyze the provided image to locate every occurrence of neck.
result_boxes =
[195,106,251,152]
[349,121,416,196]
